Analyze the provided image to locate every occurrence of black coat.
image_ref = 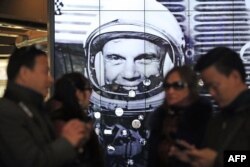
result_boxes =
[0,82,77,167]
[204,90,250,167]
[49,103,105,167]
[147,96,212,167]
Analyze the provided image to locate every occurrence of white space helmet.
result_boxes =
[83,0,185,111]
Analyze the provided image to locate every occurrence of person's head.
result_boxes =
[102,38,165,89]
[164,65,199,106]
[195,47,247,107]
[54,72,92,110]
[7,45,53,97]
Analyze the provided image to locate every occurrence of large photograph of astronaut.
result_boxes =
[51,0,250,166]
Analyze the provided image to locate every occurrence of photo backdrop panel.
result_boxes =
[100,0,145,11]
[189,1,250,58]
[51,0,250,166]
[243,9,250,85]
[55,10,100,44]
[55,0,99,12]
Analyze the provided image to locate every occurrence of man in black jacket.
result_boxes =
[170,47,250,167]
[0,45,88,167]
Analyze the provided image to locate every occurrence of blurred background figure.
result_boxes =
[170,47,250,167]
[47,72,105,167]
[147,65,212,167]
[0,45,88,167]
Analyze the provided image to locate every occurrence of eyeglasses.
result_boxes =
[163,81,188,90]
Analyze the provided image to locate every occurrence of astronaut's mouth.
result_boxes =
[122,86,138,91]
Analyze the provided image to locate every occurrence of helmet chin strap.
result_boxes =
[163,52,175,77]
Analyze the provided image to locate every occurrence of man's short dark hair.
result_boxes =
[195,47,246,82]
[7,45,47,81]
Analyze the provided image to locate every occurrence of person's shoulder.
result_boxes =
[239,104,250,117]
[152,104,166,116]
[243,89,250,96]
[147,104,166,129]
[0,98,26,120]
[0,97,18,110]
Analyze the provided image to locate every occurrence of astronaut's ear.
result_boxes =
[94,51,105,86]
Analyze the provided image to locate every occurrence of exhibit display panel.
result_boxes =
[50,0,250,166]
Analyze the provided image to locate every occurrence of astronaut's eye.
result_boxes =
[105,54,125,65]
[135,54,160,65]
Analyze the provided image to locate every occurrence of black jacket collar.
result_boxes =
[222,89,250,114]
[4,82,44,109]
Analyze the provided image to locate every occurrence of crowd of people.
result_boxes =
[0,44,249,167]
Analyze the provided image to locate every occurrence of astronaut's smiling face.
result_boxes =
[102,38,162,91]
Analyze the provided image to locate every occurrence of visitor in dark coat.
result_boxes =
[147,65,212,167]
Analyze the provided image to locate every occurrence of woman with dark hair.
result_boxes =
[47,72,105,167]
[147,65,213,167]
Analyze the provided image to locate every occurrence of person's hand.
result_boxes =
[61,119,89,147]
[187,148,217,167]
[169,139,195,163]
